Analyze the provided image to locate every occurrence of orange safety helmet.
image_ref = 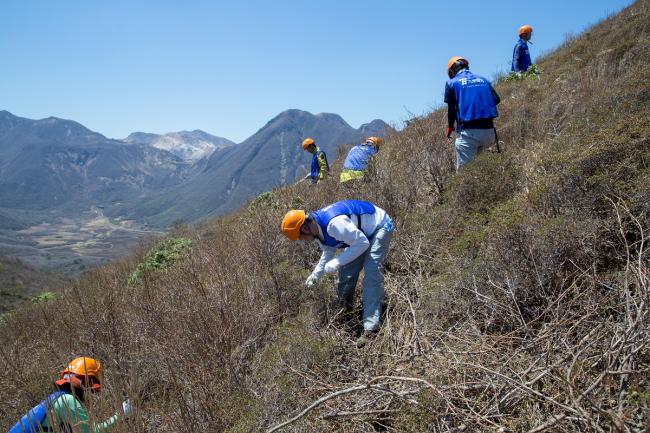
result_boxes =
[518,24,533,36]
[447,56,469,78]
[302,138,315,149]
[55,357,103,392]
[366,136,383,148]
[281,210,306,241]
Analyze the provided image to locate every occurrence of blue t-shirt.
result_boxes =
[445,70,498,128]
[342,144,377,171]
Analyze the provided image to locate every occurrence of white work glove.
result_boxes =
[324,260,340,274]
[305,274,319,287]
[122,399,132,418]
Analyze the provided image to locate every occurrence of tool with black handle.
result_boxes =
[494,127,501,153]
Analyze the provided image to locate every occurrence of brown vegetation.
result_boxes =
[2,1,650,432]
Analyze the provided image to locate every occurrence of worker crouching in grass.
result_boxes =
[339,136,382,183]
[9,356,131,433]
[281,200,394,348]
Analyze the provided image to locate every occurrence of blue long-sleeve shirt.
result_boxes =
[511,38,532,72]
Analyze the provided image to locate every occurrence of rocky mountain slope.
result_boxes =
[0,111,193,213]
[125,130,235,162]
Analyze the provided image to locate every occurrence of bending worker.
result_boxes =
[302,137,329,183]
[444,56,501,172]
[512,25,533,73]
[281,200,394,347]
[10,356,131,433]
[340,137,382,183]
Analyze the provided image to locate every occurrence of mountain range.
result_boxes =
[0,111,195,213]
[0,109,390,226]
[0,109,391,273]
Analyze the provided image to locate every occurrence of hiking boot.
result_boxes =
[356,330,378,348]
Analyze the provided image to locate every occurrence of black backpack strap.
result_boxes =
[354,214,367,237]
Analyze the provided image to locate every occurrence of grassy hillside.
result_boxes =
[1,2,649,432]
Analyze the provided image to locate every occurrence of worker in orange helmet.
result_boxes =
[281,200,394,347]
[444,56,501,172]
[340,137,383,183]
[512,24,534,72]
[9,357,131,433]
[301,137,330,183]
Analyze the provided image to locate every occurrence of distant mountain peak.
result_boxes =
[269,109,311,122]
[0,112,105,142]
[358,119,394,136]
[281,108,306,116]
[0,110,17,128]
[362,119,390,127]
[264,109,354,132]
[125,129,235,162]
[125,132,159,145]
[315,112,348,124]
[41,116,92,129]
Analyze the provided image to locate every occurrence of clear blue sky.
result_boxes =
[1,0,633,142]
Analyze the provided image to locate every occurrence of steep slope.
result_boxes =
[1,2,649,432]
[125,129,235,162]
[119,109,391,226]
